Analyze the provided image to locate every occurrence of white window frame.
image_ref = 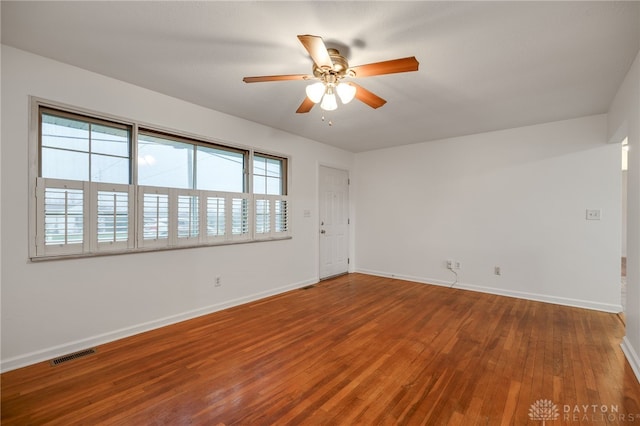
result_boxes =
[29,98,291,261]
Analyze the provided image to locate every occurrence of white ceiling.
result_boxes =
[2,1,639,152]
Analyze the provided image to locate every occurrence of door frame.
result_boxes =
[318,163,351,280]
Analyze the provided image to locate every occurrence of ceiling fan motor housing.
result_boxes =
[313,49,353,79]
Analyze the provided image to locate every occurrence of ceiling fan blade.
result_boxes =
[349,57,419,78]
[243,74,311,83]
[351,83,387,109]
[297,35,333,70]
[296,96,315,114]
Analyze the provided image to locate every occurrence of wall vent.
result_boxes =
[50,348,96,366]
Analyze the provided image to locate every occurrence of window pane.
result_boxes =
[266,158,281,178]
[142,193,169,240]
[178,195,199,238]
[41,110,131,185]
[196,146,245,192]
[254,154,285,195]
[41,113,89,152]
[254,156,266,174]
[91,154,129,184]
[42,148,89,181]
[138,134,194,189]
[97,191,129,243]
[254,175,266,195]
[266,177,281,195]
[91,124,129,157]
[44,187,83,245]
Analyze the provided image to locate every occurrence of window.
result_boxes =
[253,154,286,195]
[197,145,245,192]
[40,108,130,184]
[36,108,133,257]
[136,130,251,248]
[253,154,288,239]
[138,131,246,191]
[31,102,290,259]
[138,133,194,189]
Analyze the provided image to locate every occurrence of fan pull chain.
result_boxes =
[321,115,334,127]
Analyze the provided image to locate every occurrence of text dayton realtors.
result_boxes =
[563,404,640,422]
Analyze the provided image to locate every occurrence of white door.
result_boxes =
[319,166,350,279]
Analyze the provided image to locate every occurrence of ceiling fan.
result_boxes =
[243,35,419,114]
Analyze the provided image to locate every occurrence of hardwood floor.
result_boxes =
[3,273,640,425]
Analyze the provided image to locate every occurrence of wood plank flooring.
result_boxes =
[3,273,640,425]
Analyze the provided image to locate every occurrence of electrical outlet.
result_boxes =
[494,266,501,276]
[454,261,461,270]
[214,276,222,287]
[446,260,454,270]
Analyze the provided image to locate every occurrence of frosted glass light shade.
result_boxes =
[336,82,356,104]
[305,82,325,103]
[320,92,338,111]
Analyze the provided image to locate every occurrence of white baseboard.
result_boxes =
[355,268,458,288]
[355,268,623,313]
[0,277,318,373]
[621,337,640,384]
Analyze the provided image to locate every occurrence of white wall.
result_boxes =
[0,46,355,371]
[354,115,622,312]
[623,169,628,258]
[609,49,640,380]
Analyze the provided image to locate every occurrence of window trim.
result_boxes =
[29,97,291,261]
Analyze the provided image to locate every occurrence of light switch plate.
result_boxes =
[586,209,601,220]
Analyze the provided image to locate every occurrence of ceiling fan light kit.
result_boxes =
[243,34,419,115]
[305,82,325,103]
[320,87,338,111]
[336,82,356,104]
[306,81,356,111]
